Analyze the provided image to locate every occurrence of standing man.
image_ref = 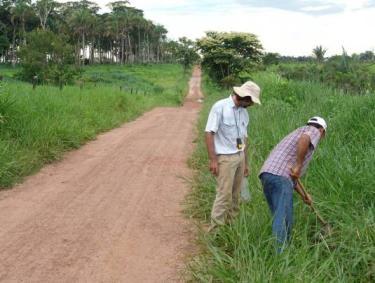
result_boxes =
[205,81,261,230]
[259,117,327,251]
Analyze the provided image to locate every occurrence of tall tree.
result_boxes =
[33,0,58,30]
[11,0,33,45]
[0,21,10,62]
[64,0,98,65]
[153,24,167,62]
[107,1,128,64]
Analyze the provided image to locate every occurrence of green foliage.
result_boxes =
[276,56,375,94]
[0,34,10,54]
[359,50,374,61]
[0,0,176,65]
[17,29,78,87]
[263,52,280,66]
[0,64,189,188]
[186,73,375,282]
[175,37,200,70]
[197,31,263,85]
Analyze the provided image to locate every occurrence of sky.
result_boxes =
[91,0,375,56]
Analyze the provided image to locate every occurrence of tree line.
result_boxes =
[0,0,194,66]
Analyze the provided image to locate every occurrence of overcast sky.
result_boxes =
[89,0,375,56]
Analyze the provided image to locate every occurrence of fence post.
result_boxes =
[32,75,38,90]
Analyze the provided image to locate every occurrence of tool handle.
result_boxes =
[296,178,328,225]
[296,178,310,202]
[310,205,328,225]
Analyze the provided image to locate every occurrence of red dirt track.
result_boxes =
[0,67,203,282]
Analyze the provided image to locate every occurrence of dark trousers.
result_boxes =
[260,172,294,252]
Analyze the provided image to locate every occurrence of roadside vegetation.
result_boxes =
[264,48,375,95]
[186,72,374,282]
[0,64,190,188]
[188,34,374,282]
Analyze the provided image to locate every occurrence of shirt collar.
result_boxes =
[228,95,237,108]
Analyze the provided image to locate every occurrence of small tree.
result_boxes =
[18,29,78,87]
[197,31,263,84]
[175,37,200,71]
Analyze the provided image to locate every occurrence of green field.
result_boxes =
[0,64,190,188]
[186,72,375,282]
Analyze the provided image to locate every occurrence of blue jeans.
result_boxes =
[260,173,294,252]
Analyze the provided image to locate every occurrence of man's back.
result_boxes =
[260,125,321,179]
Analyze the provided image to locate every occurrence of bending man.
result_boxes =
[259,117,327,252]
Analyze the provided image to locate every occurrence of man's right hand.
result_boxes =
[209,159,219,176]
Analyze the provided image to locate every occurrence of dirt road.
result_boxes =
[0,67,203,282]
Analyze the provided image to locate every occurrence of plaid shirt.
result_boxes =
[259,126,321,180]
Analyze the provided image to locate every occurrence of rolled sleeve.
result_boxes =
[205,106,221,133]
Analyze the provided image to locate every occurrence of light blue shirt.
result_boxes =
[205,95,249,155]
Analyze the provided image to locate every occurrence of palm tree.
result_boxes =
[12,0,33,46]
[312,45,327,63]
[66,1,98,65]
[128,9,144,63]
[153,24,167,62]
[143,20,154,62]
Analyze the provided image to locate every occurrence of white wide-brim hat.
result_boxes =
[233,81,261,105]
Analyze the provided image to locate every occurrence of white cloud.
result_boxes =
[337,0,371,10]
[59,0,375,56]
[301,5,334,12]
[143,2,375,56]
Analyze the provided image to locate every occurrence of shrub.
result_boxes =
[17,30,79,88]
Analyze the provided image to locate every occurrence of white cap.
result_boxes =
[307,116,327,131]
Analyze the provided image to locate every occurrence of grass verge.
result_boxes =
[0,64,190,188]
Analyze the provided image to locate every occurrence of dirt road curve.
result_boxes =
[0,67,203,282]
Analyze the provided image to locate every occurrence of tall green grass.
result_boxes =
[186,72,374,282]
[0,64,190,188]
